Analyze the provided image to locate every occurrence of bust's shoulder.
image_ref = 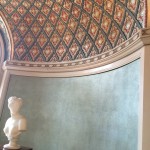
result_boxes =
[5,117,12,126]
[6,117,12,122]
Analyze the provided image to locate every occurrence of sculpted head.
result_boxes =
[8,97,23,115]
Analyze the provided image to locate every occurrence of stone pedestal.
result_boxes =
[0,145,32,150]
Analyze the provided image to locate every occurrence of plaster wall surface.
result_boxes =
[0,60,140,150]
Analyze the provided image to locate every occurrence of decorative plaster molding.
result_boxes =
[2,28,150,77]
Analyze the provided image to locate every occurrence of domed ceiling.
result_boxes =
[0,0,146,62]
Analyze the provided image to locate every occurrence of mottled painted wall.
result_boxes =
[0,60,140,150]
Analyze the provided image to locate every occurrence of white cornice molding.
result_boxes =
[3,50,141,77]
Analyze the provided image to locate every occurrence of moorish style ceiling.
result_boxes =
[0,0,146,62]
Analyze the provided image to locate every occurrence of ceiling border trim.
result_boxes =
[1,28,150,77]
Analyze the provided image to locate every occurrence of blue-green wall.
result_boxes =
[0,60,140,150]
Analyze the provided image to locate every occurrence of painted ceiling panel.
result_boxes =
[0,0,146,62]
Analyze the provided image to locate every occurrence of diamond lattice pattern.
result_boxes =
[1,0,145,62]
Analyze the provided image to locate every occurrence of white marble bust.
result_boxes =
[3,96,27,149]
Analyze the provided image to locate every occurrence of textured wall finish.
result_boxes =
[0,0,146,62]
[0,60,140,150]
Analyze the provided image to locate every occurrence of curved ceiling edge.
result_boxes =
[2,28,150,77]
[3,50,141,77]
[0,12,14,60]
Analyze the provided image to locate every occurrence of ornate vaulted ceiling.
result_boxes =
[0,0,146,62]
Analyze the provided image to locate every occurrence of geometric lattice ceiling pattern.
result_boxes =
[1,0,146,62]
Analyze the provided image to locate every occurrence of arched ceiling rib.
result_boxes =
[0,0,146,62]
